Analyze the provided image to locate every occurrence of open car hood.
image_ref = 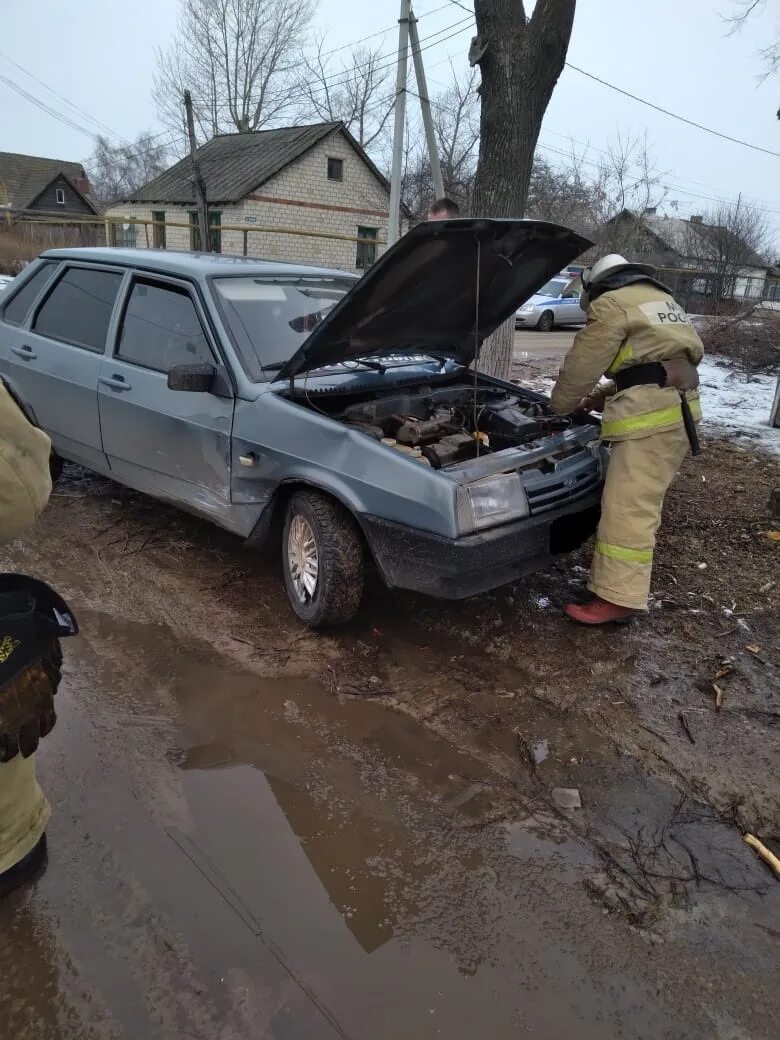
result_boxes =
[276,218,592,380]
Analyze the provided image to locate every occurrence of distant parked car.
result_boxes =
[0,221,603,628]
[515,277,585,331]
[0,275,14,292]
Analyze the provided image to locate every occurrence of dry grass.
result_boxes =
[698,310,780,377]
[0,230,38,274]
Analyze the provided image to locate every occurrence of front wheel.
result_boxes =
[537,310,554,332]
[282,491,364,628]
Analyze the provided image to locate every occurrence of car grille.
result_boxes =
[523,459,601,515]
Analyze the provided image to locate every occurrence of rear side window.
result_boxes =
[117,280,213,373]
[2,262,57,327]
[33,267,123,352]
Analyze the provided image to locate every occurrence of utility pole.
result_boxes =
[184,89,211,252]
[388,3,446,244]
[409,10,444,202]
[388,0,411,246]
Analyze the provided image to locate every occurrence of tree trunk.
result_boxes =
[471,0,576,378]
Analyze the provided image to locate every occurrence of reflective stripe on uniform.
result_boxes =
[596,540,653,564]
[606,343,634,376]
[601,397,702,439]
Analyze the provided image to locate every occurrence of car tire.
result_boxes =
[537,310,554,332]
[282,491,364,628]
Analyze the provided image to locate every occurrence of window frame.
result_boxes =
[29,262,127,354]
[327,157,344,182]
[112,272,219,375]
[189,210,222,253]
[55,187,66,205]
[152,210,166,249]
[111,221,137,248]
[0,260,60,328]
[355,226,378,270]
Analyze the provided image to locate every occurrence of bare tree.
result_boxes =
[153,0,316,144]
[398,67,480,219]
[295,38,394,149]
[526,133,667,253]
[686,197,771,301]
[433,67,480,207]
[86,133,171,207]
[470,0,577,379]
[725,0,780,81]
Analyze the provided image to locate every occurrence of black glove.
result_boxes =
[0,576,77,762]
[0,640,62,762]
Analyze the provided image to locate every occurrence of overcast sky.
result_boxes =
[2,0,778,242]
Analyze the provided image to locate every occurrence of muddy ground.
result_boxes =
[0,349,778,1038]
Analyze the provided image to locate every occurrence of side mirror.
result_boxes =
[167,363,216,393]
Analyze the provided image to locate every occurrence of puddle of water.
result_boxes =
[0,608,764,1040]
[504,817,595,884]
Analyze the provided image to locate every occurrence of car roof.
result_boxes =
[38,247,356,282]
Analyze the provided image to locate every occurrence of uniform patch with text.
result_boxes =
[638,301,692,326]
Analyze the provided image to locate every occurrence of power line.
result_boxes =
[564,62,780,160]
[313,1,461,60]
[535,140,780,218]
[0,75,100,140]
[449,0,779,159]
[0,72,177,167]
[188,16,473,114]
[0,50,132,145]
[537,125,779,214]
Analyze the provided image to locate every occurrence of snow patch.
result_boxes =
[698,358,779,457]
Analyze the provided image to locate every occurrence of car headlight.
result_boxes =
[459,473,529,533]
[518,302,535,313]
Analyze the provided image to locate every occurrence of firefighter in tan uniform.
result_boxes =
[0,381,77,896]
[549,254,704,625]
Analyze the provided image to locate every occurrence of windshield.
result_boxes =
[536,279,567,298]
[212,275,356,380]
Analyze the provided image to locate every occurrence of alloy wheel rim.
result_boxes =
[288,515,319,603]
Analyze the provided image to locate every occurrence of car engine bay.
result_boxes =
[295,380,594,469]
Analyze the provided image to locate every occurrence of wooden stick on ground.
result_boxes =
[744,834,780,879]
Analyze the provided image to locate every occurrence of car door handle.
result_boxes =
[11,345,37,360]
[99,375,132,391]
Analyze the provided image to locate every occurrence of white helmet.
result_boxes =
[582,253,656,289]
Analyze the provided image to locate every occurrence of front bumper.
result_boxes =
[360,491,601,600]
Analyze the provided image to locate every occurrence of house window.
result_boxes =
[110,221,137,248]
[327,157,344,182]
[356,226,378,270]
[55,188,66,205]
[189,211,222,253]
[152,210,166,249]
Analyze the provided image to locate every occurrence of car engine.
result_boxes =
[337,384,576,469]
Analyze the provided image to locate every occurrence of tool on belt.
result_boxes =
[0,575,78,763]
[613,360,701,456]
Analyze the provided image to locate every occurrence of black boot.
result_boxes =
[0,834,47,898]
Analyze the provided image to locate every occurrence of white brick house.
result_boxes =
[105,123,407,272]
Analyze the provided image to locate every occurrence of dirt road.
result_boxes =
[1,342,778,1038]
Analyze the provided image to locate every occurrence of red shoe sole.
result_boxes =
[564,608,634,626]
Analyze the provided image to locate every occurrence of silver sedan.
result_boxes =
[515,277,585,331]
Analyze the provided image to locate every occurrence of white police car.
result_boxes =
[515,276,585,331]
